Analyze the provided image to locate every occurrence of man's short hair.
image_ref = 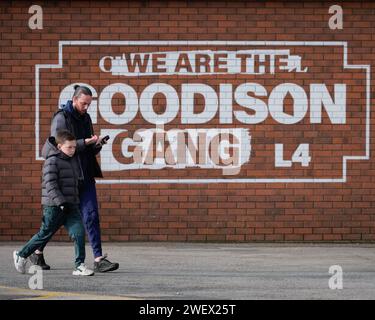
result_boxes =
[72,85,92,98]
[55,130,76,145]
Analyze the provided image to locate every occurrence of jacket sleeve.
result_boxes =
[75,138,86,154]
[43,157,66,206]
[91,143,102,156]
[51,112,86,153]
[50,112,68,136]
[87,114,102,155]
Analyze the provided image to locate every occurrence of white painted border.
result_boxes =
[35,41,371,184]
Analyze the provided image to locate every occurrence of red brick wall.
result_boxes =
[1,1,374,242]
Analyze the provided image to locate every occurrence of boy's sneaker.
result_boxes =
[72,264,94,276]
[94,254,119,273]
[29,252,51,270]
[13,251,27,274]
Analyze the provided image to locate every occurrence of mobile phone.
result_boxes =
[100,135,110,145]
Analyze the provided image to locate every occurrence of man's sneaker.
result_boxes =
[13,251,27,274]
[29,253,51,270]
[72,264,94,276]
[94,254,119,273]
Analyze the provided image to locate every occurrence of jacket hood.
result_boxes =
[61,100,85,120]
[60,100,74,114]
[41,136,69,160]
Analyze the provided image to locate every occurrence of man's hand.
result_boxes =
[85,135,98,145]
[96,135,110,146]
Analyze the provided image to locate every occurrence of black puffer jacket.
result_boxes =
[41,137,82,206]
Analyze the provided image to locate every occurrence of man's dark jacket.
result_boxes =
[49,100,103,182]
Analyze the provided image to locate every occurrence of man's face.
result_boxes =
[58,140,77,157]
[73,94,92,115]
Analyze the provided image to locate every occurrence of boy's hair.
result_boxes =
[73,85,92,98]
[55,130,76,145]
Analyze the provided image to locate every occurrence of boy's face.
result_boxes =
[58,140,77,157]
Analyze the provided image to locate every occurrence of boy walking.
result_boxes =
[13,130,94,276]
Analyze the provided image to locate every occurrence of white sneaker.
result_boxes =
[13,251,27,274]
[72,263,94,276]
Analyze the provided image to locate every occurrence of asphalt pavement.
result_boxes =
[0,242,374,300]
